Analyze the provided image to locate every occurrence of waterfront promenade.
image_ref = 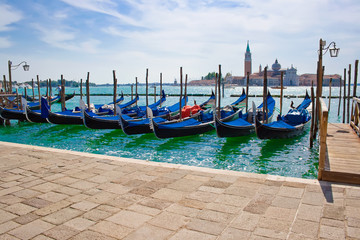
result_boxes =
[0,141,359,239]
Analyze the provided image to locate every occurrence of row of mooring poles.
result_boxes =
[335,60,359,124]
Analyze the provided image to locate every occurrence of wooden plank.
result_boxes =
[323,123,360,184]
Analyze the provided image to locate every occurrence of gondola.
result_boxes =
[0,95,61,121]
[119,96,188,135]
[82,95,140,129]
[119,91,217,135]
[121,90,166,117]
[215,92,276,137]
[255,91,311,139]
[27,93,125,124]
[0,107,28,121]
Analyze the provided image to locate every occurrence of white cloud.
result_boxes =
[0,3,22,31]
[0,37,12,48]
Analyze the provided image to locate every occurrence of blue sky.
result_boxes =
[1,0,360,84]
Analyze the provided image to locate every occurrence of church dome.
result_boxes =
[272,59,281,72]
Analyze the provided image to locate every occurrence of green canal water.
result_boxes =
[0,85,355,179]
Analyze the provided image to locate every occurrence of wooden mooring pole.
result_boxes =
[328,78,332,111]
[146,68,149,109]
[160,73,163,107]
[354,60,359,97]
[343,68,346,123]
[80,79,83,100]
[347,65,351,123]
[246,72,249,112]
[37,75,41,109]
[338,77,342,116]
[86,72,90,111]
[218,65,222,118]
[61,75,66,112]
[184,74,188,106]
[280,71,284,116]
[263,67,268,123]
[113,70,117,115]
[179,67,183,121]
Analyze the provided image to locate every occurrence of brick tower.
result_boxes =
[244,40,252,76]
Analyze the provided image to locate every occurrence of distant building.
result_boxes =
[244,40,252,76]
[298,74,342,86]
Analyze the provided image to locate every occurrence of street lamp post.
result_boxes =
[7,60,30,93]
[311,39,339,144]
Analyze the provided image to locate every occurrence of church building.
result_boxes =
[226,41,300,86]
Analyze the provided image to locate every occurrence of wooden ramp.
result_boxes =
[322,123,360,184]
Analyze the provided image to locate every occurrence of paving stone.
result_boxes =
[197,209,235,223]
[187,218,226,235]
[319,225,345,240]
[89,221,132,239]
[139,197,172,210]
[218,227,251,240]
[271,195,301,209]
[0,233,21,240]
[347,217,360,228]
[35,200,71,216]
[107,210,152,228]
[12,188,41,199]
[168,228,216,240]
[347,226,360,239]
[291,219,319,238]
[123,223,172,240]
[231,211,260,231]
[297,204,322,222]
[346,206,360,219]
[38,191,68,203]
[167,178,203,192]
[264,206,296,221]
[0,186,23,197]
[206,202,241,214]
[187,190,219,203]
[53,186,82,196]
[166,203,200,217]
[22,197,52,209]
[127,203,161,216]
[149,211,188,231]
[42,207,83,225]
[43,225,79,240]
[68,180,98,190]
[253,227,287,239]
[0,194,23,205]
[5,202,36,215]
[184,174,211,182]
[64,217,95,231]
[302,190,325,206]
[202,180,231,189]
[83,208,112,221]
[322,205,345,220]
[151,188,186,202]
[71,200,99,211]
[71,230,118,240]
[31,182,61,193]
[86,191,117,204]
[8,219,54,240]
[225,185,258,197]
[13,212,40,225]
[0,221,20,234]
[215,194,250,208]
[277,186,304,198]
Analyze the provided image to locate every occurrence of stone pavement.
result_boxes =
[0,141,359,240]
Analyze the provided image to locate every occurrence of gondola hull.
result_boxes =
[25,107,48,123]
[47,111,83,125]
[255,118,310,139]
[0,107,26,121]
[215,116,255,137]
[83,111,121,129]
[119,116,152,135]
[152,120,215,139]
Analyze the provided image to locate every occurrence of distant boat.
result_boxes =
[271,86,287,89]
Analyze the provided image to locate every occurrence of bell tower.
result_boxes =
[244,40,252,76]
